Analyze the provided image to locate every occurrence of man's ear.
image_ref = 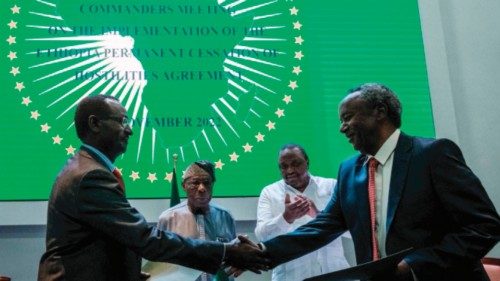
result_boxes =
[375,104,388,121]
[88,115,101,134]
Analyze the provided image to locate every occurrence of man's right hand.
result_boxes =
[283,193,310,223]
[224,235,270,274]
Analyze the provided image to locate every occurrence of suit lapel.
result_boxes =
[353,155,372,244]
[386,133,413,235]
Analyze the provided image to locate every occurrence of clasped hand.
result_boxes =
[283,193,318,223]
[224,235,270,277]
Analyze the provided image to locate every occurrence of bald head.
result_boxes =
[74,95,119,140]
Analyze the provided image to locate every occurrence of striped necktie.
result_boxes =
[368,157,380,260]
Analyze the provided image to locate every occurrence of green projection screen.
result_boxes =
[0,0,434,200]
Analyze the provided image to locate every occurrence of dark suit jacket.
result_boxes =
[264,133,500,281]
[38,149,224,281]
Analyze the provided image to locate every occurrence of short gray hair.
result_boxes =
[348,83,402,128]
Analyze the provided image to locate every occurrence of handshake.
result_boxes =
[223,235,271,277]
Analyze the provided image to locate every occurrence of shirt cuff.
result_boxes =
[221,242,228,266]
[278,213,294,230]
[257,242,267,252]
[410,267,418,281]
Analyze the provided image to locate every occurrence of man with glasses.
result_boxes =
[254,144,350,281]
[156,160,236,281]
[38,95,268,281]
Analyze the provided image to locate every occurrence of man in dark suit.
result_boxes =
[259,83,500,280]
[38,95,268,281]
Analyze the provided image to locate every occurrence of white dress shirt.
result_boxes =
[255,175,350,281]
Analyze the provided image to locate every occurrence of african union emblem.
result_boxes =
[7,0,305,194]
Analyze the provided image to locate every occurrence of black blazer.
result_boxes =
[38,149,224,281]
[264,133,500,281]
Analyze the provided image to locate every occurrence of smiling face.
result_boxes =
[279,147,310,191]
[339,93,381,155]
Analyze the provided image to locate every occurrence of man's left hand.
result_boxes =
[296,194,319,218]
[394,260,413,281]
[224,235,270,274]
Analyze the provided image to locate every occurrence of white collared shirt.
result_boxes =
[255,175,350,281]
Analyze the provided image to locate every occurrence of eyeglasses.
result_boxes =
[103,116,130,127]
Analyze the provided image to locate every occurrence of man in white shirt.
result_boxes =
[255,144,350,281]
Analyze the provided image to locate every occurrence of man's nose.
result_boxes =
[340,122,347,134]
[124,125,133,136]
[197,184,206,192]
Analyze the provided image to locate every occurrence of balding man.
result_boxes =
[38,96,268,281]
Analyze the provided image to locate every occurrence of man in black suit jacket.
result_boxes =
[38,95,268,281]
[260,83,500,280]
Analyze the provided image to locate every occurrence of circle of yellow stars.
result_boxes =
[211,3,304,173]
[6,2,100,182]
[7,5,68,151]
[7,1,304,184]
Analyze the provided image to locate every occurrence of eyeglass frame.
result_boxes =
[101,116,130,127]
